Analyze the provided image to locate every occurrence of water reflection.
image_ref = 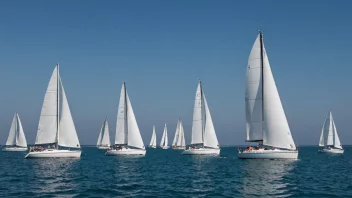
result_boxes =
[238,160,296,197]
[31,159,79,196]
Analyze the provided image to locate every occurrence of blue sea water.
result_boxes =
[0,146,351,197]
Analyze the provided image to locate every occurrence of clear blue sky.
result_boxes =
[0,0,351,145]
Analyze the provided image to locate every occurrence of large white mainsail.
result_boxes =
[6,113,27,147]
[319,111,342,149]
[172,121,179,147]
[35,66,58,145]
[114,83,145,149]
[160,124,168,147]
[191,82,204,145]
[149,125,157,147]
[97,118,110,147]
[246,33,296,150]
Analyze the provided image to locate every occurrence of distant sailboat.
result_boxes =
[238,31,298,159]
[149,125,157,148]
[160,124,169,149]
[97,118,110,149]
[319,111,344,153]
[172,119,186,150]
[105,82,146,155]
[3,113,27,151]
[182,80,220,155]
[25,64,81,158]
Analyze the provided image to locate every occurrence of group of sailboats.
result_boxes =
[2,31,344,159]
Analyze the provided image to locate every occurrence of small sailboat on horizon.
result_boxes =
[3,113,28,151]
[160,124,169,149]
[149,125,157,148]
[182,80,220,155]
[105,82,146,155]
[319,110,344,153]
[97,118,110,149]
[25,64,81,158]
[238,31,298,159]
[172,119,186,150]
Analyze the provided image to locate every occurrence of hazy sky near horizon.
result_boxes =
[0,0,351,145]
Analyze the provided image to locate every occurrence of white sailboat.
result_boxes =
[97,118,110,149]
[149,125,157,148]
[105,82,146,155]
[319,111,344,153]
[172,119,186,150]
[3,113,28,151]
[160,124,169,149]
[238,31,298,159]
[25,64,81,158]
[182,80,220,155]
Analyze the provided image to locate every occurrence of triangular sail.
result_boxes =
[149,125,157,146]
[160,124,168,147]
[115,84,127,145]
[203,94,219,149]
[176,120,185,146]
[332,119,342,149]
[325,112,334,146]
[58,79,80,148]
[172,120,180,146]
[6,113,17,146]
[258,34,296,150]
[97,124,103,146]
[16,113,27,147]
[245,34,263,142]
[126,92,145,149]
[180,121,186,147]
[99,119,110,146]
[191,82,203,145]
[35,66,58,145]
[319,118,326,146]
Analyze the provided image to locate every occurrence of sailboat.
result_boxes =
[25,64,81,158]
[319,110,344,153]
[97,118,110,149]
[149,125,157,148]
[172,119,186,150]
[238,31,298,159]
[3,113,28,151]
[105,82,146,155]
[182,80,220,155]
[160,124,169,149]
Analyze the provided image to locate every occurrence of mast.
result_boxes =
[56,63,60,148]
[124,82,128,146]
[259,30,264,144]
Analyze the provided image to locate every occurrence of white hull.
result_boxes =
[238,149,298,159]
[105,148,146,155]
[172,146,186,150]
[182,147,220,155]
[2,147,27,151]
[148,145,156,148]
[97,146,110,149]
[319,148,344,154]
[160,146,169,149]
[25,149,81,158]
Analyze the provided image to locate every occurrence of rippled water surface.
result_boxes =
[0,146,351,197]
